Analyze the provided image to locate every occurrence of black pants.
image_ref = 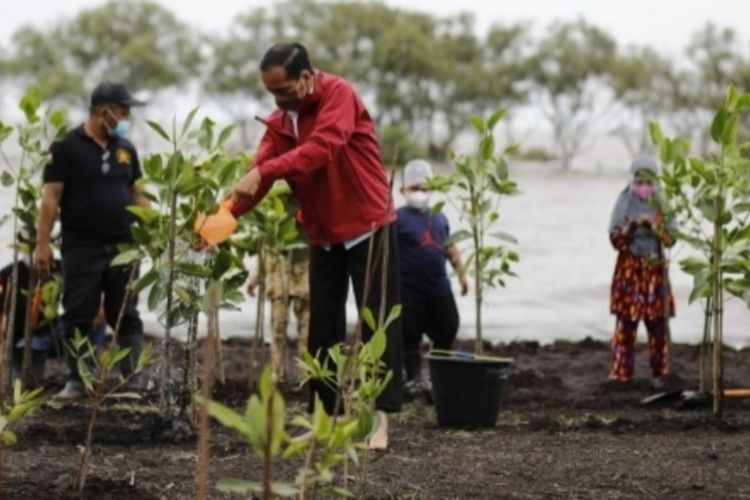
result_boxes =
[61,242,143,381]
[307,225,403,414]
[402,294,459,381]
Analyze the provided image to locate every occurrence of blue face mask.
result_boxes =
[106,108,131,139]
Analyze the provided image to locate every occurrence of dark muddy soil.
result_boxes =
[4,336,750,499]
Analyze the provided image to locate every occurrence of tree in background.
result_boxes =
[2,1,750,168]
[204,6,280,149]
[609,46,676,157]
[4,1,201,105]
[664,23,750,154]
[530,18,617,170]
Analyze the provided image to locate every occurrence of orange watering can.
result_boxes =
[194,199,237,245]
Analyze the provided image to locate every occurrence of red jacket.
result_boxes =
[232,71,395,246]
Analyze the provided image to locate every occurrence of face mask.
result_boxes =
[406,191,431,210]
[632,183,656,200]
[105,108,131,139]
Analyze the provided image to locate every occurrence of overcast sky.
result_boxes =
[1,0,749,55]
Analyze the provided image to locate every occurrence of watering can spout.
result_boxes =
[194,199,237,245]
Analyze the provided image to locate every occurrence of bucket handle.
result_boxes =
[428,349,514,364]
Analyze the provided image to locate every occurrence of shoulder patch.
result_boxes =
[45,150,54,165]
[116,148,131,165]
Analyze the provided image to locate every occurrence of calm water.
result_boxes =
[1,166,747,348]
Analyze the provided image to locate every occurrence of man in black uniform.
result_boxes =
[34,82,150,399]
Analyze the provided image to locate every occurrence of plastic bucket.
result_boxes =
[427,351,513,427]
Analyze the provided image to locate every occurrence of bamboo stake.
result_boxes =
[196,283,219,500]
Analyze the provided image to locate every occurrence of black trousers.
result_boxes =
[307,225,403,414]
[61,242,144,381]
[401,293,459,381]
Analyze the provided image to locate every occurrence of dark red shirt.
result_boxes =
[232,71,395,246]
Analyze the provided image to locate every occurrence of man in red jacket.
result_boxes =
[230,42,402,446]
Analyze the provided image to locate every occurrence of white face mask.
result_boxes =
[406,191,431,210]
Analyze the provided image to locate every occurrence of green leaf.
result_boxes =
[107,392,142,400]
[361,307,376,332]
[726,84,740,111]
[659,138,673,164]
[78,360,94,392]
[498,180,518,195]
[131,269,158,296]
[165,152,183,184]
[147,281,165,311]
[648,121,664,145]
[126,206,161,223]
[487,108,507,131]
[447,229,473,245]
[1,430,17,446]
[143,154,163,180]
[105,346,131,369]
[175,262,212,279]
[468,115,485,134]
[385,304,402,330]
[0,122,13,144]
[680,256,709,275]
[480,136,495,161]
[175,287,191,303]
[146,120,171,143]
[368,328,387,361]
[736,93,750,111]
[326,486,355,498]
[111,249,141,267]
[19,86,42,123]
[495,157,509,180]
[174,177,204,195]
[180,107,200,141]
[204,399,252,441]
[216,478,260,494]
[131,225,152,246]
[271,483,299,497]
[212,249,233,280]
[218,159,242,188]
[491,230,518,244]
[504,143,520,156]
[721,114,739,146]
[1,171,15,187]
[431,200,445,215]
[198,117,215,150]
[49,109,68,130]
[710,106,727,144]
[217,124,237,147]
[689,270,712,304]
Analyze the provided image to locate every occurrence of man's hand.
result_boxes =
[34,241,54,277]
[246,278,259,297]
[459,275,469,296]
[232,168,262,203]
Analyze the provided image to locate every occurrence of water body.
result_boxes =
[0,165,747,348]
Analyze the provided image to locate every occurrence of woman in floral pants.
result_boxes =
[608,156,677,387]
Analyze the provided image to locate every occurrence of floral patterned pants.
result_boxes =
[609,317,669,381]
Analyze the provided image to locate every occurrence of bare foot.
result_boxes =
[367,411,388,450]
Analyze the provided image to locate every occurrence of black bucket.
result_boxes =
[427,351,513,427]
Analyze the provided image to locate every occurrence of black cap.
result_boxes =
[90,82,146,108]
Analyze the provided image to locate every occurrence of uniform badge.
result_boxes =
[45,150,53,165]
[116,148,131,165]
